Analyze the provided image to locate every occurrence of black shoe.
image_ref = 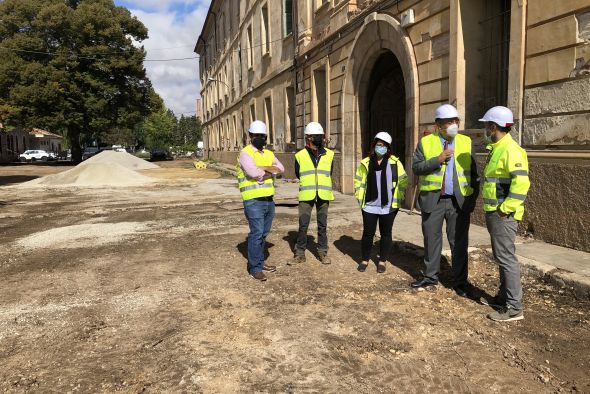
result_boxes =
[453,284,468,298]
[357,261,369,272]
[377,263,386,273]
[410,277,438,288]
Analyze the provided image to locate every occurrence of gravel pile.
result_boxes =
[17,151,159,188]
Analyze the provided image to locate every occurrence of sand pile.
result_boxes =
[17,151,159,188]
[80,150,159,170]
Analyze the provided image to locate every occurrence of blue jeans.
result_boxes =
[243,199,275,273]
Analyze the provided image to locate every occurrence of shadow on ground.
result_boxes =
[0,175,38,186]
[237,238,275,272]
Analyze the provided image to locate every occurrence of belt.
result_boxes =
[439,195,454,199]
[254,196,273,201]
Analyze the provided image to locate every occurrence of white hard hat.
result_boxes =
[248,120,267,134]
[435,104,460,120]
[479,106,514,127]
[374,131,392,145]
[304,122,324,135]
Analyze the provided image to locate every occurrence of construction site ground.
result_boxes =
[1,160,589,393]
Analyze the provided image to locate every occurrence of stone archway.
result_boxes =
[341,12,419,203]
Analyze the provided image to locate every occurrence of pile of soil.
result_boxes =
[17,151,159,188]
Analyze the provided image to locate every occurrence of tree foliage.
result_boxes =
[143,108,176,150]
[0,0,156,161]
[173,115,202,150]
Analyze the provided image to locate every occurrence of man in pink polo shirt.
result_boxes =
[236,120,285,281]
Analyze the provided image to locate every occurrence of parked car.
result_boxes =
[18,150,56,162]
[150,149,169,161]
[82,147,100,161]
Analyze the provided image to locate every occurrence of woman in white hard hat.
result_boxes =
[354,132,408,273]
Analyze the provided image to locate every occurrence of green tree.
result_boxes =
[0,0,155,161]
[173,114,202,150]
[143,108,176,150]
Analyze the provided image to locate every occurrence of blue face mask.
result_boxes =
[375,145,388,157]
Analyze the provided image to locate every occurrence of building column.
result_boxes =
[449,0,466,119]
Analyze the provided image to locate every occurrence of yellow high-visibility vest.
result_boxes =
[235,145,275,201]
[483,133,530,220]
[419,132,474,197]
[295,148,334,201]
[354,155,408,208]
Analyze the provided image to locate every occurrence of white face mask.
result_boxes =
[445,124,459,137]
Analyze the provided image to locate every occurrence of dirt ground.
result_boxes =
[1,160,589,393]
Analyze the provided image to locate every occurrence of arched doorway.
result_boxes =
[340,12,419,200]
[364,51,406,160]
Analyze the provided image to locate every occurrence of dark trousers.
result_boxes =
[421,197,470,285]
[295,199,329,255]
[361,210,398,262]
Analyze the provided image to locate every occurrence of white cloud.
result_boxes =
[126,1,209,116]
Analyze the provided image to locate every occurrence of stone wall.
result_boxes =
[472,156,590,253]
[522,2,590,147]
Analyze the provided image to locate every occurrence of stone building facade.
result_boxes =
[196,0,590,251]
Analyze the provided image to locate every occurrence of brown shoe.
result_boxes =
[318,253,331,265]
[288,255,306,265]
[263,264,276,272]
[250,272,267,281]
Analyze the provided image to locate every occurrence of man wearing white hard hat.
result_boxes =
[354,132,408,273]
[290,122,335,265]
[236,120,285,281]
[479,106,530,322]
[411,104,479,295]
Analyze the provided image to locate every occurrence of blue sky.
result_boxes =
[113,0,211,117]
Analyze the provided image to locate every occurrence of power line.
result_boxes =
[0,46,200,62]
[145,56,198,62]
[0,22,319,62]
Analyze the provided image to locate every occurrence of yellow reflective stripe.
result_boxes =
[508,192,526,200]
[240,183,273,192]
[484,198,497,205]
[510,170,528,176]
[299,170,315,176]
[399,174,408,179]
[299,185,333,191]
[421,180,440,186]
[355,175,363,181]
[317,169,331,176]
[460,182,469,187]
[238,177,247,183]
[457,170,471,177]
[485,177,511,184]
